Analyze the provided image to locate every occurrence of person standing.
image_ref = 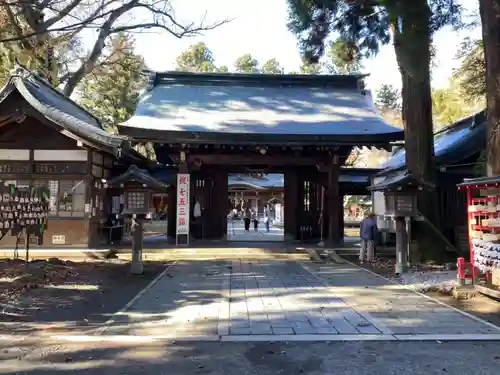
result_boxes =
[263,204,270,233]
[251,209,259,231]
[243,206,251,231]
[359,212,377,263]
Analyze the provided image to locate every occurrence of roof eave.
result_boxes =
[117,125,404,146]
[14,77,127,152]
[151,70,370,89]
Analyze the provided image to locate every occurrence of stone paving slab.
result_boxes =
[227,221,284,242]
[227,259,380,335]
[98,257,500,341]
[101,260,230,338]
[301,262,500,336]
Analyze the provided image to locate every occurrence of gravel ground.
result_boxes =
[1,341,500,374]
[0,254,499,374]
[0,259,168,336]
[343,255,500,328]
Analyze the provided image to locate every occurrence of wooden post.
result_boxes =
[130,217,144,275]
[167,185,176,242]
[327,154,341,246]
[284,168,298,241]
[24,229,30,272]
[339,194,345,245]
[395,216,408,274]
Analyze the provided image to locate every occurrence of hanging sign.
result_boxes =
[0,184,50,237]
[176,174,190,240]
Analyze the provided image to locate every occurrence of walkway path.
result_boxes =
[97,258,500,341]
[227,220,284,242]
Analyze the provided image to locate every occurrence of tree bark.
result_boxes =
[479,0,500,176]
[393,0,444,262]
[393,0,434,183]
[63,0,139,96]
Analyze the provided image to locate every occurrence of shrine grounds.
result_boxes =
[0,246,500,374]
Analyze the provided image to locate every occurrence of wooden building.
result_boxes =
[0,66,145,248]
[228,173,284,215]
[373,111,486,252]
[118,71,403,244]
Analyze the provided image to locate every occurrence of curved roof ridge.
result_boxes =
[379,110,486,171]
[149,70,369,89]
[11,63,105,130]
[434,109,486,136]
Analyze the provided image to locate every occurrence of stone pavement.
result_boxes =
[227,220,284,242]
[98,258,500,341]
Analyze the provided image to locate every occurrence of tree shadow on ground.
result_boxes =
[0,260,169,336]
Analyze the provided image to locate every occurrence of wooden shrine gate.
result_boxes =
[285,168,324,242]
[167,167,228,241]
[166,165,343,243]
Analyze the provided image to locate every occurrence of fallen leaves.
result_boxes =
[0,258,119,320]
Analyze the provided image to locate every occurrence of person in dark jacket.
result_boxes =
[359,212,377,263]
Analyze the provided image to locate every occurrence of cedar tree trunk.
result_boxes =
[479,0,500,176]
[393,0,445,262]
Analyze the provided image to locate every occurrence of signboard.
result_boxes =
[176,174,190,242]
[0,184,49,238]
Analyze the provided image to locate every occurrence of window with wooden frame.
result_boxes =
[125,191,147,210]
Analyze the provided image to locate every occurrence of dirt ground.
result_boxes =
[0,258,168,336]
[343,255,500,328]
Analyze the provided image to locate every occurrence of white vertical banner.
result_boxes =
[176,174,190,241]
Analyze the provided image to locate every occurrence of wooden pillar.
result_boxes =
[327,154,341,246]
[339,194,345,244]
[167,185,176,241]
[395,216,408,274]
[212,167,228,239]
[284,168,298,241]
[86,150,99,248]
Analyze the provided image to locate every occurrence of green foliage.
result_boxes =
[299,58,322,74]
[175,42,217,72]
[261,58,284,74]
[0,7,82,87]
[453,38,485,103]
[375,84,400,111]
[375,84,402,128]
[431,80,483,130]
[286,0,462,64]
[234,54,260,73]
[77,33,146,132]
[324,39,363,74]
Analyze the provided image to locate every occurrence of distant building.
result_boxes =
[228,173,284,221]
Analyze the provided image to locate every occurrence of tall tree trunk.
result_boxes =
[393,0,445,262]
[479,0,500,176]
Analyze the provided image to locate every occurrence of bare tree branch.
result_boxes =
[0,0,229,42]
[0,0,230,95]
[43,0,86,29]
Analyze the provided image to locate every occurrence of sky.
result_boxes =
[105,0,481,92]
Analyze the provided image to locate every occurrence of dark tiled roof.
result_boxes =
[381,111,486,171]
[369,170,434,192]
[105,165,169,189]
[0,65,127,151]
[229,174,283,189]
[119,71,404,144]
[457,176,500,188]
